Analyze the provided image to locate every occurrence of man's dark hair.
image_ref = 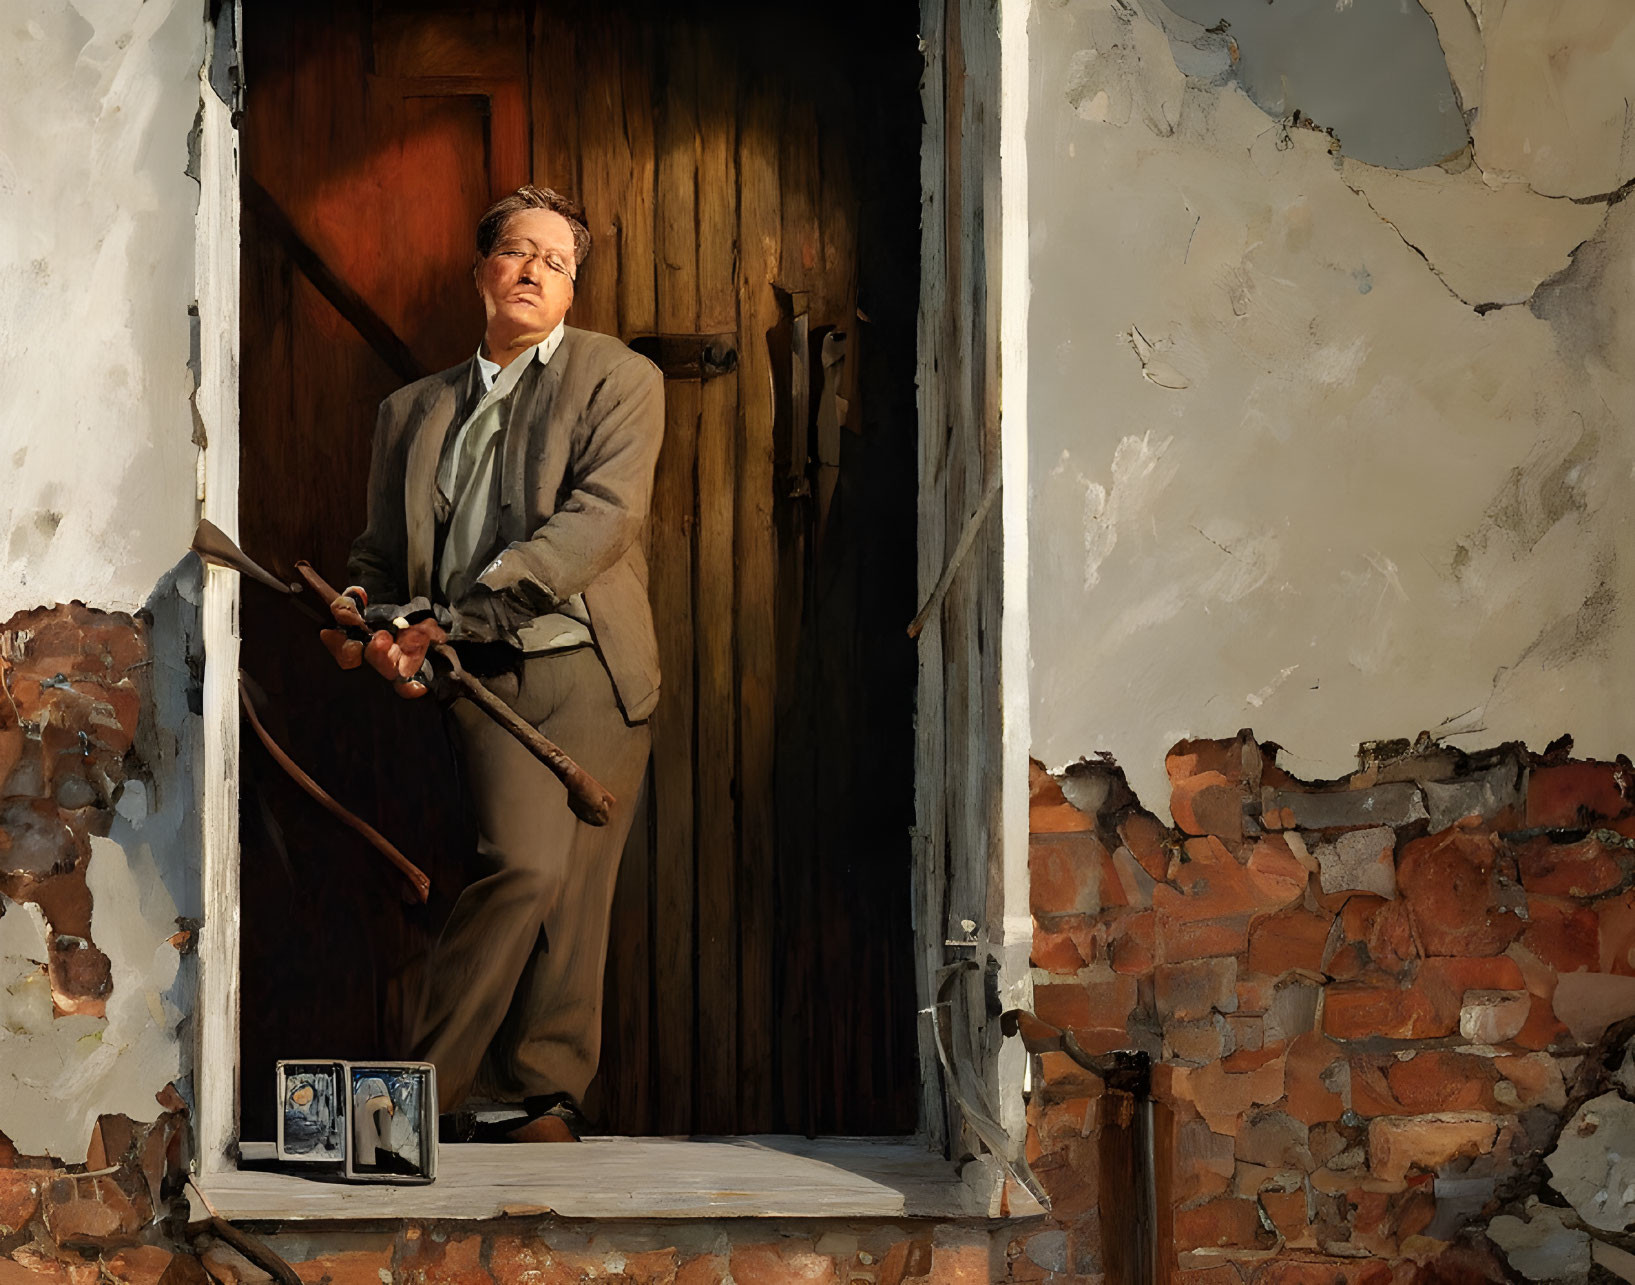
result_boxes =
[476,186,592,266]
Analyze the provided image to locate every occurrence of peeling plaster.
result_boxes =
[0,836,181,1162]
[1154,0,1468,169]
[1030,0,1635,811]
[1341,160,1609,309]
[0,0,204,617]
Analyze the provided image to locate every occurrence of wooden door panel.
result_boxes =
[242,0,919,1139]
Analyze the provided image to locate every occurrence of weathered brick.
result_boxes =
[674,1256,729,1285]
[1493,1053,1567,1111]
[1031,921,1088,975]
[1174,1117,1236,1203]
[1119,811,1172,881]
[1521,897,1600,973]
[102,1247,174,1285]
[1247,907,1331,977]
[1459,989,1530,1045]
[1599,890,1635,974]
[1156,837,1298,962]
[1324,976,1458,1041]
[1423,759,1525,832]
[1349,1058,1404,1118]
[1246,837,1310,910]
[1109,911,1155,975]
[1315,828,1396,900]
[40,1175,141,1249]
[1173,772,1243,844]
[1265,979,1321,1045]
[1262,785,1426,832]
[1174,1197,1274,1251]
[1338,895,1386,943]
[0,1171,40,1235]
[48,941,111,1018]
[1034,1097,1093,1152]
[1367,1115,1499,1183]
[1167,1016,1231,1064]
[1029,760,1093,834]
[1516,835,1625,898]
[1365,900,1419,972]
[1417,954,1526,998]
[291,1251,393,1285]
[1397,832,1523,957]
[398,1234,491,1285]
[1227,1014,1264,1053]
[1237,1110,1311,1170]
[1259,1188,1309,1243]
[0,1252,76,1285]
[1222,1042,1284,1073]
[1527,761,1628,829]
[1029,833,1105,917]
[1168,736,1258,787]
[926,1233,991,1285]
[1386,1052,1502,1113]
[1164,1056,1287,1136]
[1034,971,1136,1041]
[1283,1033,1345,1124]
[1512,992,1567,1050]
[1156,958,1238,1021]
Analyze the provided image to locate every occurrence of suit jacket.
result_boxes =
[347,326,665,722]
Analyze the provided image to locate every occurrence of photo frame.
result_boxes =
[343,1061,438,1183]
[274,1061,345,1164]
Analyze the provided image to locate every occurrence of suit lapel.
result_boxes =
[495,333,569,546]
[403,365,471,600]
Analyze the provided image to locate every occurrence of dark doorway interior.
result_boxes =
[236,0,922,1137]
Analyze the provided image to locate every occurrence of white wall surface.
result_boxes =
[0,0,204,1161]
[1028,0,1635,812]
[0,0,204,618]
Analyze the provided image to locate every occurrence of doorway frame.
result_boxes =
[192,0,1031,1202]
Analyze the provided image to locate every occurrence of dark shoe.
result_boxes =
[465,1093,586,1143]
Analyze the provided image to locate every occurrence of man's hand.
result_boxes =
[319,585,370,670]
[362,618,449,700]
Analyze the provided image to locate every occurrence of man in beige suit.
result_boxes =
[339,187,663,1138]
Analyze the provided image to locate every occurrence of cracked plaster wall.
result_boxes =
[0,0,204,1163]
[1029,0,1635,813]
[0,0,204,618]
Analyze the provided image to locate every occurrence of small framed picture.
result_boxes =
[275,1061,345,1164]
[343,1061,437,1183]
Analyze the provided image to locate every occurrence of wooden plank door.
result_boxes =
[239,0,921,1140]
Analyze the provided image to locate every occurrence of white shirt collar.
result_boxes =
[474,320,566,393]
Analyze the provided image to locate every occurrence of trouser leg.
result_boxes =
[411,648,649,1111]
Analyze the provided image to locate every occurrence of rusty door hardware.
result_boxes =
[626,332,739,381]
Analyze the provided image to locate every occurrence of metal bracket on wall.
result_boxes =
[625,333,739,382]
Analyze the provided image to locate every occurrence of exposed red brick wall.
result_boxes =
[1027,731,1635,1284]
[0,1099,192,1281]
[0,603,156,1016]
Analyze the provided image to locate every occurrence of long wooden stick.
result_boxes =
[238,674,431,903]
[430,643,615,826]
[292,560,616,827]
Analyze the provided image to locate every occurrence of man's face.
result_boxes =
[476,207,577,340]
